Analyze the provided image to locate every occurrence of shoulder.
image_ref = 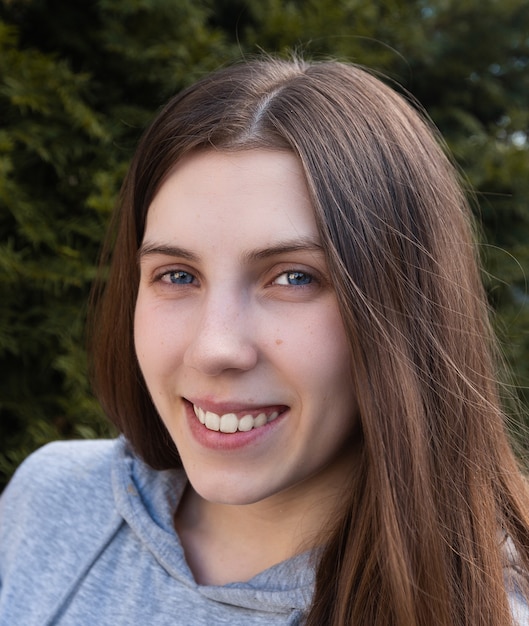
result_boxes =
[503,534,529,625]
[0,440,127,624]
[1,438,117,514]
[10,437,116,476]
[509,589,529,626]
[0,439,120,564]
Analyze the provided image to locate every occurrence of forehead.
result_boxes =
[143,149,319,248]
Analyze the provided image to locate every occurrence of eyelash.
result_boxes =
[272,270,315,287]
[159,270,195,285]
[154,268,318,288]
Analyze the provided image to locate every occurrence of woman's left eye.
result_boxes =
[273,271,314,286]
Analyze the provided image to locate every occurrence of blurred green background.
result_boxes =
[1,0,528,490]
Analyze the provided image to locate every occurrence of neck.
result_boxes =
[174,461,354,586]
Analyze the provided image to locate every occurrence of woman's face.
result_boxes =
[135,149,358,507]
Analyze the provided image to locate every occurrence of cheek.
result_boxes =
[312,313,355,419]
[277,303,352,387]
[134,298,154,363]
[324,311,352,375]
[133,299,183,384]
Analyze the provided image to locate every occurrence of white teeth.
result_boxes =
[205,411,220,431]
[254,412,267,428]
[193,405,281,433]
[193,405,205,424]
[238,415,254,432]
[219,413,238,433]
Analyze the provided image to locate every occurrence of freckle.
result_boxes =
[275,338,283,346]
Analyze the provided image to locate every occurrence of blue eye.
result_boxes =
[164,270,194,284]
[288,271,312,285]
[275,271,313,286]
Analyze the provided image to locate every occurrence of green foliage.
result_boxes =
[1,0,528,488]
[0,19,111,485]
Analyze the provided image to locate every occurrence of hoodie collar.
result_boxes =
[111,437,315,614]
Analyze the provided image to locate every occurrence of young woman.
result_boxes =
[1,57,529,625]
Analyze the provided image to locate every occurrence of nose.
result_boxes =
[183,290,258,376]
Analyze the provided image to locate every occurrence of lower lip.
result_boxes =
[185,401,287,451]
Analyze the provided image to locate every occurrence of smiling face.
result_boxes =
[134,149,358,507]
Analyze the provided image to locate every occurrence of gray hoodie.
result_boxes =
[2,439,529,625]
[0,438,313,625]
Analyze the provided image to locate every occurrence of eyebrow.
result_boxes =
[137,243,199,264]
[137,237,324,265]
[242,238,324,263]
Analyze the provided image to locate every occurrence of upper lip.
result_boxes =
[184,397,287,415]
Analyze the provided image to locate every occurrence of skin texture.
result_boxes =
[134,149,359,583]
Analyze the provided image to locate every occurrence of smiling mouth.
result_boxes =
[192,404,282,433]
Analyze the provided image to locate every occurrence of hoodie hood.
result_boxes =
[112,437,315,615]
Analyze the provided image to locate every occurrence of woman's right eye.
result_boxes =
[160,270,195,285]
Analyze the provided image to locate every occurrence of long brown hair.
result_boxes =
[89,57,529,624]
